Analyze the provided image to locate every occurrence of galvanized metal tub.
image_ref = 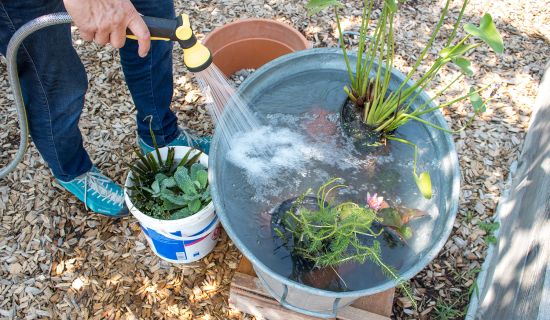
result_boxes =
[209,48,460,318]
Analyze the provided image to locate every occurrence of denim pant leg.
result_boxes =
[0,0,92,182]
[120,0,178,147]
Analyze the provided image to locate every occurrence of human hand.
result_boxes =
[63,0,150,57]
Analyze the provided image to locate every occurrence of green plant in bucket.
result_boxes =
[128,119,210,220]
[274,178,416,307]
[306,0,504,198]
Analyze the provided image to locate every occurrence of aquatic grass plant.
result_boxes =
[274,178,415,306]
[306,0,504,198]
[127,119,210,220]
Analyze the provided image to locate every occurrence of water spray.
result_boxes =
[0,12,213,179]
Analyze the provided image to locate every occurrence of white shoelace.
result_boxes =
[178,128,196,147]
[77,170,124,210]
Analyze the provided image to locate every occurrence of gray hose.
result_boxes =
[0,12,72,179]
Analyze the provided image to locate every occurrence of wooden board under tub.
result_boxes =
[229,257,394,320]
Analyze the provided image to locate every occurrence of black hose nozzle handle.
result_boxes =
[126,14,197,49]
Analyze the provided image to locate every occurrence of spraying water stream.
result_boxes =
[195,65,261,149]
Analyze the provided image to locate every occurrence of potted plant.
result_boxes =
[124,122,219,263]
[306,0,504,198]
[272,178,426,304]
[203,19,311,77]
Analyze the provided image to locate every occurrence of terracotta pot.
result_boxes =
[203,19,311,77]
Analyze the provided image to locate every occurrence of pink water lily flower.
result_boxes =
[367,192,384,210]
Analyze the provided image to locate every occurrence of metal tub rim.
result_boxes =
[209,47,460,298]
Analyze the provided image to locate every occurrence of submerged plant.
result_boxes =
[306,0,504,198]
[274,178,415,306]
[128,119,210,220]
[366,192,427,241]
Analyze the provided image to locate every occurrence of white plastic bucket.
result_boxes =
[124,146,220,263]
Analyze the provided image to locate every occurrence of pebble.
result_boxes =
[453,236,467,248]
[229,69,255,86]
[475,202,486,215]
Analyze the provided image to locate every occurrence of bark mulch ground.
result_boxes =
[0,0,548,319]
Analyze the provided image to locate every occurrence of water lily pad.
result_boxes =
[379,208,402,229]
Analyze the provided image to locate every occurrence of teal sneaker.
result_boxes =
[138,127,211,155]
[57,166,128,218]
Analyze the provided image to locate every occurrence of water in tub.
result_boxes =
[197,66,442,292]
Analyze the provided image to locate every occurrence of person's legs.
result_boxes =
[121,0,211,154]
[0,0,127,216]
[120,0,178,147]
[0,0,91,181]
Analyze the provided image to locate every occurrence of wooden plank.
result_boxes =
[236,256,256,276]
[237,256,395,317]
[350,288,395,317]
[473,65,550,319]
[230,272,389,320]
[236,257,394,317]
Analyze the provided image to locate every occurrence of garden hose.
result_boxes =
[0,12,212,180]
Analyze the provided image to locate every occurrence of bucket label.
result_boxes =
[176,251,187,261]
[211,226,221,241]
[138,218,219,263]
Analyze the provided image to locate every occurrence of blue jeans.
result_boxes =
[0,0,178,182]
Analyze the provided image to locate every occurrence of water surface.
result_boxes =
[218,69,447,291]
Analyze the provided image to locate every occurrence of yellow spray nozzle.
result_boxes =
[127,13,212,71]
[177,14,212,72]
[183,43,212,73]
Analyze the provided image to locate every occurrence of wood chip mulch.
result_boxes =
[1,0,548,319]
